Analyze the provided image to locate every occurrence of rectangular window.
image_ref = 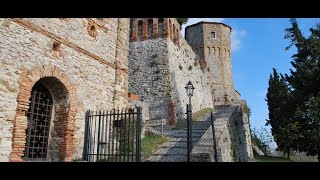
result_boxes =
[211,32,216,39]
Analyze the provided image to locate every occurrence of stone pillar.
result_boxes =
[142,20,148,41]
[163,18,169,38]
[132,19,138,42]
[152,18,158,38]
[113,18,130,108]
[169,20,173,41]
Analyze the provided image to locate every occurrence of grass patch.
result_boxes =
[192,108,214,121]
[141,133,168,160]
[254,155,293,162]
[173,108,214,130]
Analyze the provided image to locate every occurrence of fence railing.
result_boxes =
[83,107,142,162]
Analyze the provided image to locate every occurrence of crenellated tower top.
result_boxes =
[129,18,180,46]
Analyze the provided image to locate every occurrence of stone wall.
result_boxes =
[167,37,213,120]
[0,18,130,161]
[128,38,172,122]
[214,108,234,162]
[191,104,253,162]
[128,31,214,125]
[237,101,254,160]
[1,18,252,162]
[214,104,253,162]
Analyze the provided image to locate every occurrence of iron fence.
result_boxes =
[83,107,142,162]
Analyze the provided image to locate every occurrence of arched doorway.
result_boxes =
[23,77,71,161]
[10,65,77,162]
[24,82,53,160]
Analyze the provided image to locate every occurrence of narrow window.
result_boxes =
[211,32,216,39]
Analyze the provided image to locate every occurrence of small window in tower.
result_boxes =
[211,32,216,39]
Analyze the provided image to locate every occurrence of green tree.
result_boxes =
[266,68,299,159]
[284,18,320,161]
[304,97,320,161]
[177,18,189,28]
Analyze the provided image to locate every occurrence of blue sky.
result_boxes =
[182,18,320,147]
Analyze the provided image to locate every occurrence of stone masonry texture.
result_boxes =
[128,18,253,161]
[213,104,253,162]
[0,18,129,161]
[186,22,241,105]
[129,18,213,125]
[0,18,252,162]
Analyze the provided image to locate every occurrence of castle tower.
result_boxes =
[128,18,181,126]
[129,18,180,45]
[186,22,240,105]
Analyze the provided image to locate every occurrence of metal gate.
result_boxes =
[25,82,53,160]
[83,107,142,162]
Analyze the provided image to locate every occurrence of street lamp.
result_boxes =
[185,81,195,162]
[185,81,195,106]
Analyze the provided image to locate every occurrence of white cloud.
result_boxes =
[231,29,246,52]
[181,18,224,37]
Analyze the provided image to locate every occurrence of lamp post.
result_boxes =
[185,81,195,109]
[185,81,195,162]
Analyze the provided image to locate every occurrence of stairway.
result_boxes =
[144,109,224,162]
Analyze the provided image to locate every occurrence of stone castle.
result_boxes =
[0,18,253,162]
[129,18,241,125]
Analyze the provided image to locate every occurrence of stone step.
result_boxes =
[172,138,202,143]
[169,135,203,139]
[167,129,208,134]
[192,125,211,128]
[192,144,213,149]
[190,128,209,131]
[192,124,211,126]
[166,137,197,141]
[166,131,204,136]
[145,155,186,162]
[190,130,209,133]
[152,147,188,155]
[178,128,208,132]
[192,122,212,126]
[160,142,187,148]
[166,135,202,139]
[194,120,210,123]
[191,129,209,133]
[142,112,222,162]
